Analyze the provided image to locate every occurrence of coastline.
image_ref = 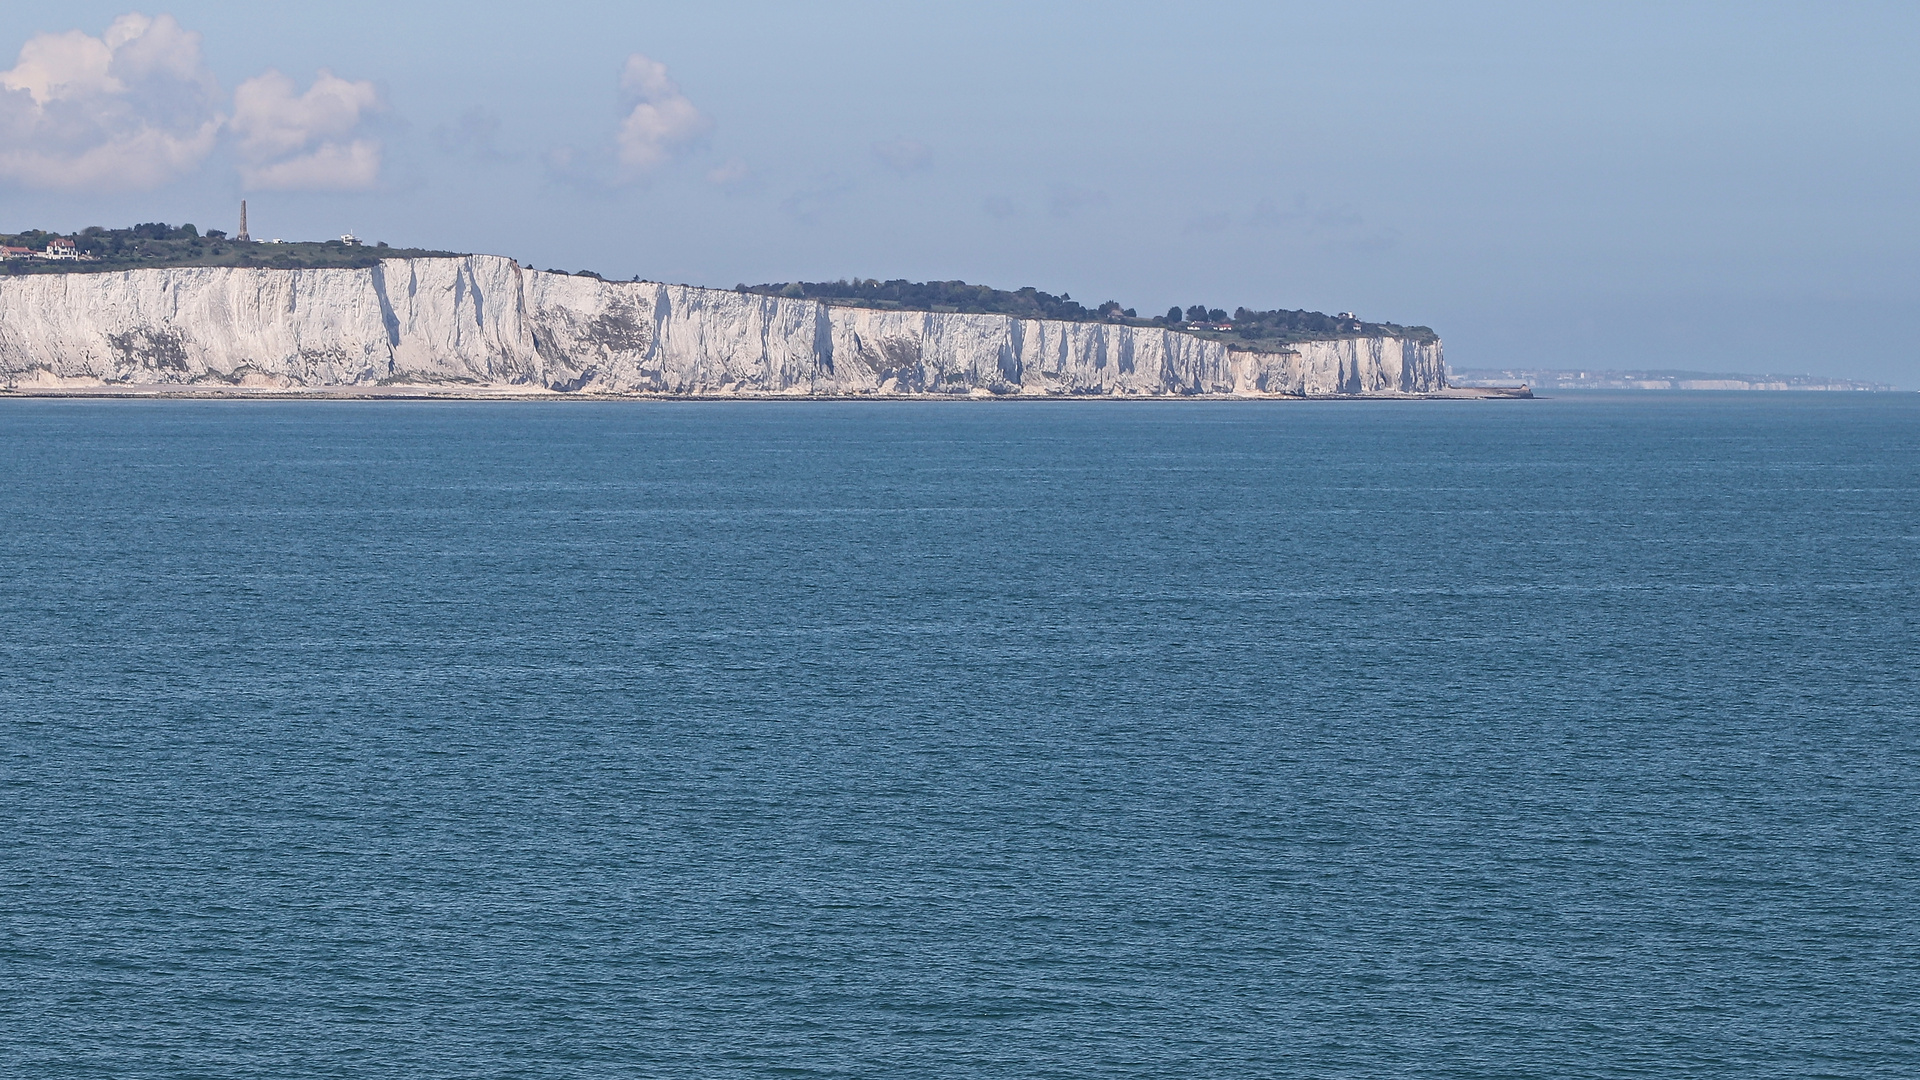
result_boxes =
[0,382,1535,402]
[0,257,1450,398]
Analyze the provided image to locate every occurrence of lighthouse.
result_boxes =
[237,200,251,243]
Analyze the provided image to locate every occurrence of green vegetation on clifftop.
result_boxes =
[0,222,463,274]
[738,278,1435,351]
[1,224,1437,350]
[739,278,1108,322]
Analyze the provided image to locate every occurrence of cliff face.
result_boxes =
[0,256,1445,396]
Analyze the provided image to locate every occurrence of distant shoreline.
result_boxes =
[1451,368,1891,391]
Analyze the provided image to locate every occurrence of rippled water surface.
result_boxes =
[2,395,1916,1078]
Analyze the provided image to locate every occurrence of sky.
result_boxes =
[1,1,1916,385]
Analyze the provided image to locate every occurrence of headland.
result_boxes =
[0,224,1501,399]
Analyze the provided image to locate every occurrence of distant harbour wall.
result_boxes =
[1450,368,1890,392]
[0,256,1447,397]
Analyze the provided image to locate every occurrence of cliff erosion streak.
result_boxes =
[0,256,1446,396]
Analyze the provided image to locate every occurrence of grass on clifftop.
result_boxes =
[0,223,463,275]
[737,278,1436,350]
[2,223,1437,349]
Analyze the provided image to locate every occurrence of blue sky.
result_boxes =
[1,1,1916,384]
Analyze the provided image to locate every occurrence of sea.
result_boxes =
[2,393,1915,1079]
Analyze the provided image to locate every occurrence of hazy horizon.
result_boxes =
[2,1,1915,386]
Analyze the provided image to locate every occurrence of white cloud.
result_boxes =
[0,13,221,190]
[615,53,708,178]
[231,69,382,190]
[241,139,380,192]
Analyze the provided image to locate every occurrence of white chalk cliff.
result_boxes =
[0,256,1445,396]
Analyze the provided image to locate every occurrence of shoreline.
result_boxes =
[0,383,1535,402]
[0,256,1448,398]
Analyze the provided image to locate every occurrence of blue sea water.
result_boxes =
[1,394,1916,1079]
